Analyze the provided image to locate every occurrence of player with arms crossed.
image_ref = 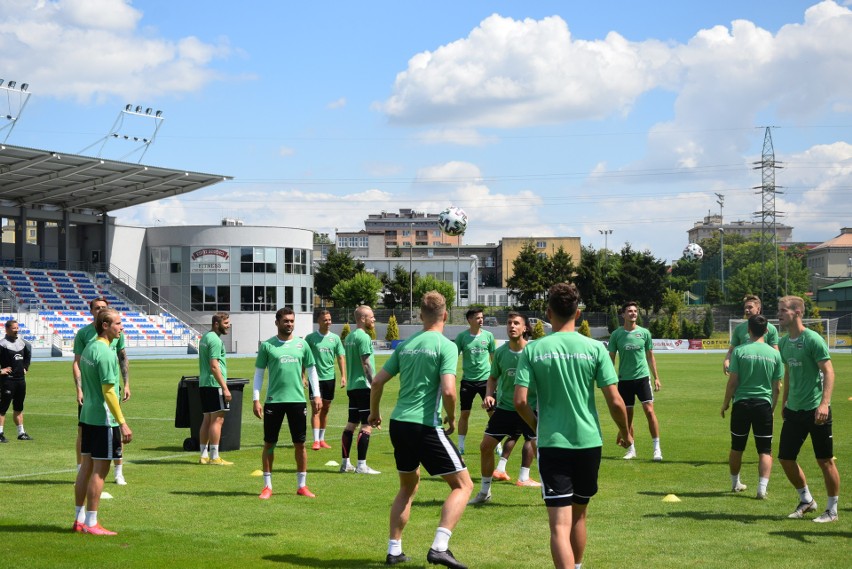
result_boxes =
[721,314,783,498]
[454,308,496,455]
[305,309,346,450]
[608,301,663,461]
[340,305,380,474]
[0,319,32,442]
[723,294,779,374]
[73,309,133,535]
[370,291,473,569]
[198,312,233,466]
[777,296,840,523]
[470,312,539,506]
[515,283,631,569]
[253,307,321,499]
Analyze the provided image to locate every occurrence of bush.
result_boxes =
[702,306,714,338]
[578,320,592,338]
[340,322,351,342]
[385,315,399,341]
[367,326,377,340]
[607,305,619,334]
[531,319,546,339]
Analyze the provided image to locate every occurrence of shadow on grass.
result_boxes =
[0,523,75,534]
[603,457,727,467]
[0,479,71,486]
[170,490,258,498]
[263,553,397,568]
[644,510,766,524]
[638,490,730,499]
[768,529,852,543]
[245,532,277,537]
[141,445,185,452]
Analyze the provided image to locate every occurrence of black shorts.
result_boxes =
[484,407,536,441]
[389,419,466,476]
[460,380,488,411]
[309,379,336,402]
[730,399,773,454]
[778,407,834,461]
[80,424,123,461]
[347,388,371,425]
[200,386,230,414]
[263,402,308,445]
[538,446,601,507]
[617,377,654,407]
[0,379,26,414]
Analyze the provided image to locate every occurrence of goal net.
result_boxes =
[728,318,838,348]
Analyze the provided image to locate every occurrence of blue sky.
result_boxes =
[2,0,850,263]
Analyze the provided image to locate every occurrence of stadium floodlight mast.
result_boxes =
[409,222,414,324]
[0,78,33,143]
[599,229,613,267]
[716,193,725,297]
[80,103,166,162]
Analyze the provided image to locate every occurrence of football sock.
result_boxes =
[296,472,307,488]
[797,486,814,503]
[200,445,209,459]
[496,457,508,473]
[85,511,98,527]
[342,430,353,459]
[17,424,25,435]
[114,464,123,478]
[75,506,86,523]
[356,431,370,461]
[319,428,326,441]
[481,476,492,494]
[652,438,660,451]
[431,527,452,552]
[758,477,769,494]
[457,435,466,450]
[827,496,838,514]
[518,467,531,482]
[210,445,220,460]
[388,539,402,556]
[731,474,741,487]
[313,428,320,442]
[263,472,272,489]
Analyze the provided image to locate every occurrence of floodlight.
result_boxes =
[125,104,132,111]
[135,106,142,112]
[0,79,4,86]
[20,83,28,91]
[155,110,162,117]
[145,108,152,115]
[7,81,15,89]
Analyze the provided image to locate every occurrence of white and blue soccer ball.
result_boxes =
[438,206,468,236]
[683,242,704,261]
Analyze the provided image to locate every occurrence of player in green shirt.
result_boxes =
[469,312,540,505]
[724,294,779,374]
[514,283,631,569]
[72,308,133,536]
[340,305,380,474]
[72,297,130,485]
[454,308,496,455]
[721,314,783,498]
[252,307,321,499]
[776,295,839,523]
[197,312,233,466]
[608,301,663,461]
[305,309,346,450]
[370,291,472,569]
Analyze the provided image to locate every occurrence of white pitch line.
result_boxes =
[0,453,188,480]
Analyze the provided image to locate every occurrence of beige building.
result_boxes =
[498,236,582,287]
[687,214,793,244]
[363,209,462,251]
[807,227,852,289]
[1,220,39,245]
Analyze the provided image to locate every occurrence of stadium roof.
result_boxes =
[0,143,230,215]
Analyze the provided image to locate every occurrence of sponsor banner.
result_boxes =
[688,339,703,350]
[702,339,730,350]
[190,248,230,273]
[652,339,689,351]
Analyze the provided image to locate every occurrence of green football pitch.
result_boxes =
[0,353,848,568]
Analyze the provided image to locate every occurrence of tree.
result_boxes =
[578,320,592,338]
[386,314,400,341]
[506,241,548,309]
[313,232,333,244]
[705,278,722,306]
[702,306,714,338]
[331,272,383,308]
[574,245,614,312]
[314,247,365,302]
[340,322,351,342]
[547,245,576,284]
[381,265,418,310]
[607,305,619,334]
[414,275,455,311]
[531,319,546,339]
[615,244,668,312]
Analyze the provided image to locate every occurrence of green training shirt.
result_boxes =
[608,326,652,380]
[729,341,783,404]
[779,328,830,411]
[79,339,120,427]
[515,332,617,449]
[731,320,779,348]
[255,336,316,403]
[305,331,344,381]
[73,322,125,354]
[455,329,496,382]
[491,343,534,411]
[199,330,227,388]
[381,330,458,427]
[344,328,375,391]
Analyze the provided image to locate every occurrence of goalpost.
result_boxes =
[728,318,839,348]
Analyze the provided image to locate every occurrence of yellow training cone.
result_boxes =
[662,494,681,503]
[250,470,264,477]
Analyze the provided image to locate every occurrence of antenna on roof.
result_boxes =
[0,79,33,143]
[79,104,165,163]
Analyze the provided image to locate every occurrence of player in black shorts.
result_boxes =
[0,320,32,442]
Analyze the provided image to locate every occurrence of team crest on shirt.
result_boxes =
[296,342,304,349]
[480,340,487,346]
[632,332,642,339]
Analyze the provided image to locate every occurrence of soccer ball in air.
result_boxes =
[683,243,704,261]
[438,206,468,236]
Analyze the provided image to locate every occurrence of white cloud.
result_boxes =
[0,0,231,102]
[327,97,346,109]
[416,128,498,146]
[279,146,295,157]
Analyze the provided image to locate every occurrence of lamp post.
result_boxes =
[715,193,725,298]
[409,222,413,323]
[598,229,613,268]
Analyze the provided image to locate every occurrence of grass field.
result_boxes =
[0,353,849,568]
